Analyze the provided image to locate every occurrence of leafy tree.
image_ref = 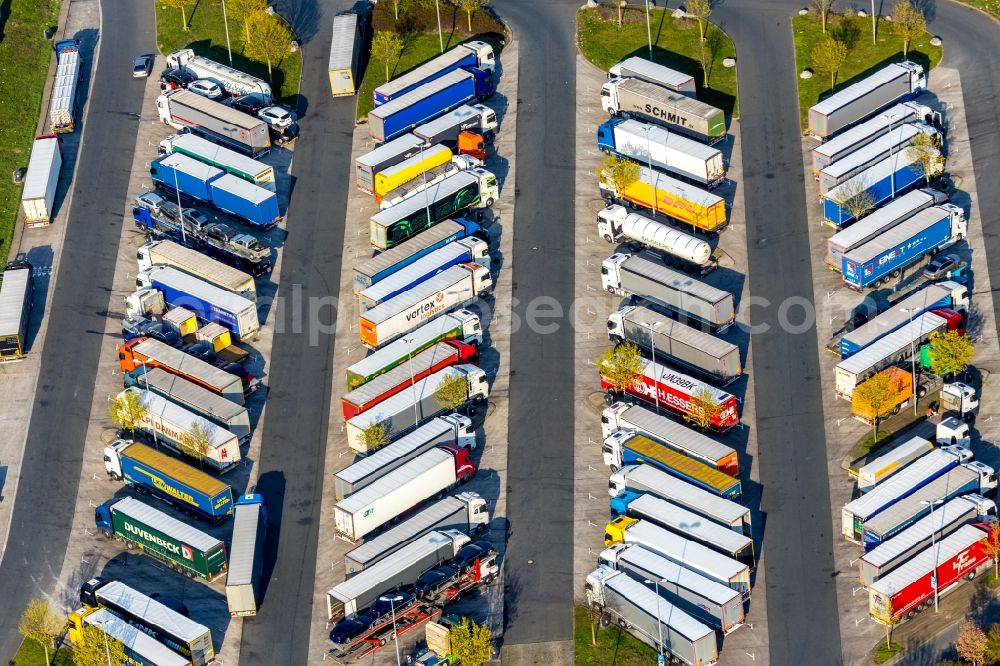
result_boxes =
[878,597,901,648]
[600,155,641,200]
[449,617,493,666]
[228,0,269,45]
[433,372,472,412]
[73,624,126,666]
[983,523,1000,579]
[684,386,724,431]
[371,31,405,84]
[109,390,148,435]
[161,0,197,31]
[456,0,486,32]
[363,422,390,451]
[957,620,988,666]
[812,0,836,33]
[893,0,926,58]
[18,600,63,666]
[179,420,214,466]
[687,0,713,42]
[596,343,644,398]
[810,35,848,89]
[929,330,974,378]
[852,368,908,440]
[244,10,295,82]
[905,130,945,186]
[830,176,876,223]
[984,623,1000,664]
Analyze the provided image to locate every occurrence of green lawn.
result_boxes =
[0,0,61,260]
[873,641,904,664]
[792,14,942,128]
[574,606,658,665]
[154,2,301,102]
[12,639,74,666]
[955,0,1000,20]
[577,7,739,118]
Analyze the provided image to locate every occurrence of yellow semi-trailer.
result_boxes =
[374,144,453,200]
[599,165,727,233]
[328,11,361,97]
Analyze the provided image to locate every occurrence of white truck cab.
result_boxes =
[600,253,630,295]
[124,288,165,319]
[469,167,499,208]
[941,382,979,415]
[463,41,496,72]
[938,418,972,448]
[602,430,637,472]
[102,439,132,480]
[597,205,628,244]
[965,462,998,493]
[601,402,633,440]
[600,78,626,115]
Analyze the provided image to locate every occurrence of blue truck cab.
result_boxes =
[609,489,642,519]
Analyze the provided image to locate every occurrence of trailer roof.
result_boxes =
[810,63,912,116]
[842,282,957,351]
[637,166,724,209]
[378,144,453,181]
[168,89,264,132]
[856,435,935,479]
[870,524,986,596]
[606,568,715,642]
[84,609,190,666]
[0,266,30,338]
[129,387,236,449]
[212,173,275,204]
[148,265,254,315]
[345,494,473,567]
[862,495,979,568]
[620,78,723,122]
[111,496,222,552]
[169,132,269,177]
[227,501,264,586]
[814,103,919,159]
[414,105,481,138]
[624,253,730,305]
[843,448,957,519]
[95,580,209,642]
[827,189,936,251]
[160,152,224,182]
[356,134,425,168]
[148,239,254,291]
[613,57,695,89]
[370,69,472,121]
[362,264,472,324]
[123,439,229,497]
[625,519,747,580]
[615,543,741,605]
[822,123,925,179]
[618,400,735,462]
[641,358,734,405]
[622,434,736,494]
[355,220,468,278]
[346,365,470,432]
[336,447,453,515]
[361,240,475,304]
[370,171,480,227]
[328,12,359,72]
[347,312,466,379]
[843,206,950,263]
[337,416,455,485]
[131,337,239,391]
[329,530,455,602]
[143,367,248,425]
[824,149,924,204]
[375,46,475,99]
[621,464,748,525]
[623,305,737,360]
[862,465,977,537]
[615,118,721,162]
[23,136,60,200]
[836,312,946,376]
[628,494,752,555]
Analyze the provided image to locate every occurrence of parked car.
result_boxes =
[329,614,373,646]
[122,318,180,347]
[132,55,154,78]
[923,253,966,280]
[258,106,293,128]
[229,93,269,115]
[452,541,494,573]
[182,207,212,232]
[367,591,415,624]
[188,79,226,100]
[414,565,457,600]
[271,122,300,145]
[159,68,198,91]
[181,341,216,362]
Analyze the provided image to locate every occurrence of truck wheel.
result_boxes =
[892,404,901,415]
[479,290,489,299]
[485,198,494,207]
[611,336,624,346]
[917,386,928,398]
[603,234,614,243]
[102,530,113,539]
[891,270,902,279]
[610,465,619,473]
[379,638,387,647]
[906,610,916,619]
[600,613,612,627]
[606,286,616,294]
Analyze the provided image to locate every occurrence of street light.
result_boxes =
[644,0,653,59]
[920,498,945,612]
[871,0,877,45]
[379,594,406,666]
[434,0,444,53]
[640,320,664,414]
[880,112,903,198]
[90,618,113,666]
[221,0,233,65]
[900,306,920,416]
[403,334,419,425]
[643,578,669,665]
[641,125,657,218]
[172,169,187,245]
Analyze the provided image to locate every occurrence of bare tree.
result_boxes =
[812,0,836,33]
[687,0,713,42]
[957,620,988,666]
[109,390,148,436]
[830,176,876,223]
[371,31,405,84]
[810,34,848,89]
[362,422,390,451]
[893,0,927,58]
[905,130,945,186]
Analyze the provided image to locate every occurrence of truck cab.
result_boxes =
[965,461,998,493]
[467,263,494,299]
[597,204,628,244]
[454,490,491,532]
[452,308,484,346]
[600,402,632,439]
[600,78,624,115]
[93,500,115,535]
[899,60,927,94]
[938,418,972,447]
[463,41,496,72]
[606,306,637,345]
[457,131,487,162]
[124,288,166,319]
[603,515,637,547]
[609,489,641,518]
[607,464,639,498]
[102,439,132,481]
[600,253,630,295]
[236,492,268,527]
[460,366,490,403]
[601,429,632,471]
[468,168,498,208]
[941,382,979,416]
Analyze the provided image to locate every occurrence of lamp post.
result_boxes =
[91,618,113,666]
[644,578,669,665]
[434,0,444,53]
[880,112,902,198]
[641,124,657,218]
[221,0,233,65]
[640,320,663,414]
[379,594,406,666]
[172,170,187,245]
[920,498,945,612]
[900,306,919,415]
[403,334,419,425]
[645,0,653,59]
[871,0,877,45]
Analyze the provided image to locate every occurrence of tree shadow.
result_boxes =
[830,16,862,51]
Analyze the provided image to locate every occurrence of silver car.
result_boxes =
[132,54,154,78]
[258,105,293,128]
[188,79,225,100]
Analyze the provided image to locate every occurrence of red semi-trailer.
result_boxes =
[599,357,739,431]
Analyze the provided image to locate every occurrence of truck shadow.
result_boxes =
[254,469,286,605]
[24,245,53,351]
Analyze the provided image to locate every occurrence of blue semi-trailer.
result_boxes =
[373,41,496,105]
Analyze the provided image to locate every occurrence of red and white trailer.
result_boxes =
[868,523,990,623]
[599,358,739,431]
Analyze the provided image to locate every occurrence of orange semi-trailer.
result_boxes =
[118,337,244,404]
[599,165,727,233]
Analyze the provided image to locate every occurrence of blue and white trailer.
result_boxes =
[137,265,259,340]
[209,173,281,228]
[373,41,495,105]
[818,123,938,195]
[150,153,222,203]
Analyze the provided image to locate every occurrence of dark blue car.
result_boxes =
[329,614,373,646]
[368,591,415,624]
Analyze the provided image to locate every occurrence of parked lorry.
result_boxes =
[808,61,926,139]
[585,566,719,666]
[860,495,996,587]
[121,387,242,472]
[861,464,995,550]
[599,543,744,634]
[0,259,33,360]
[355,134,426,193]
[345,364,487,453]
[166,48,272,102]
[328,11,361,97]
[226,494,268,617]
[157,89,270,157]
[368,69,493,143]
[601,400,739,475]
[326,530,470,624]
[840,281,968,358]
[343,492,488,574]
[347,310,482,389]
[607,304,741,385]
[599,166,727,233]
[600,358,741,431]
[94,496,228,580]
[608,57,697,96]
[596,206,716,273]
[159,133,275,191]
[841,446,974,542]
[597,118,726,187]
[370,170,498,250]
[21,135,62,226]
[823,149,942,228]
[79,578,214,665]
[129,367,250,443]
[379,154,484,210]
[137,265,259,340]
[602,431,741,499]
[335,446,475,542]
[841,205,967,289]
[601,77,726,144]
[373,144,453,200]
[413,104,498,145]
[103,438,233,523]
[601,253,735,332]
[373,41,495,105]
[869,524,991,623]
[138,239,256,302]
[359,263,492,349]
[855,435,935,492]
[818,123,938,194]
[609,469,751,535]
[340,342,478,420]
[50,40,80,133]
[69,608,189,666]
[336,415,475,498]
[117,336,244,404]
[358,238,490,312]
[812,101,940,173]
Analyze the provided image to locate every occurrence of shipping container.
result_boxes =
[855,435,935,492]
[368,69,490,142]
[75,609,189,666]
[117,336,244,404]
[21,136,62,225]
[137,367,251,443]
[823,150,940,228]
[818,123,937,194]
[812,101,938,172]
[159,133,275,191]
[166,48,272,101]
[0,261,33,360]
[808,61,926,138]
[608,57,697,96]
[137,239,256,302]
[599,166,727,233]
[151,153,222,203]
[208,173,281,228]
[596,118,725,187]
[227,495,268,617]
[328,12,362,97]
[156,89,271,157]
[373,41,495,105]
[138,265,259,340]
[601,77,726,143]
[355,134,426,194]
[50,40,80,133]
